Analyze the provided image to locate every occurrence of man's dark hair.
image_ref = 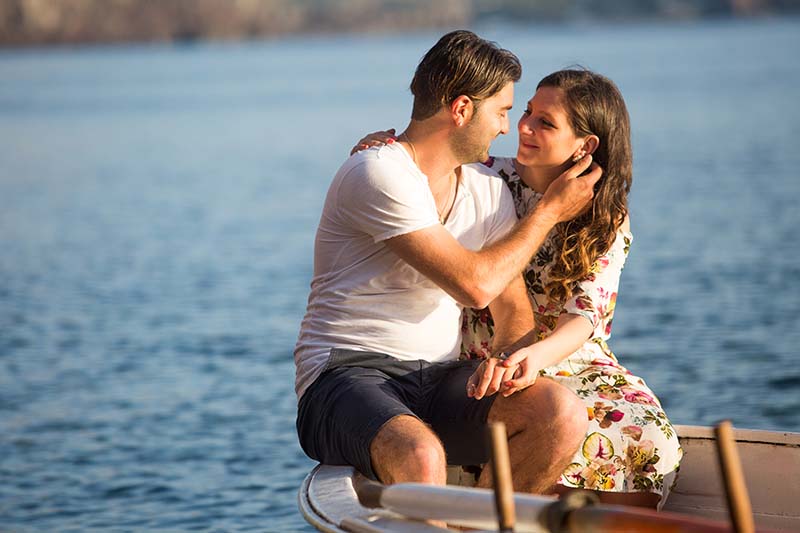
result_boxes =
[409,30,522,121]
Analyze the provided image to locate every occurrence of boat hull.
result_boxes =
[299,425,800,532]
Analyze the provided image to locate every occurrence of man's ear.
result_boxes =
[450,95,474,127]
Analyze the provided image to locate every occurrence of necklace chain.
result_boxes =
[401,132,456,224]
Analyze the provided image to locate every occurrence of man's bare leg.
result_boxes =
[370,414,447,485]
[477,378,588,494]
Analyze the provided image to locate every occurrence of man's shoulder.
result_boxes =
[462,161,500,176]
[459,162,508,197]
[335,144,415,185]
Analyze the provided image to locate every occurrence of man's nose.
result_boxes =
[500,116,510,135]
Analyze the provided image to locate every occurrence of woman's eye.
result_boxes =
[522,109,531,116]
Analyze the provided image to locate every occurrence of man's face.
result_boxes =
[450,82,514,164]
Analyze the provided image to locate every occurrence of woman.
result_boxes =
[353,69,682,508]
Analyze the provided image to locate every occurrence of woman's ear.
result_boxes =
[571,135,599,162]
[582,135,600,156]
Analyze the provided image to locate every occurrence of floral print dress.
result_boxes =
[462,157,683,505]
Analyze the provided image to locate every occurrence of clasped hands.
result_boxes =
[466,347,539,400]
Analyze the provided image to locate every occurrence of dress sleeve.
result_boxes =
[563,231,632,337]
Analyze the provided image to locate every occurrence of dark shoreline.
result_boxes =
[2,0,797,48]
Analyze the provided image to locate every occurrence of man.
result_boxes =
[295,30,600,493]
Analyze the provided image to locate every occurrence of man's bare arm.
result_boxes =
[465,275,534,400]
[487,275,534,353]
[385,155,601,308]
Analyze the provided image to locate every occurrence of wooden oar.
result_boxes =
[489,422,516,532]
[715,420,755,533]
[353,477,739,532]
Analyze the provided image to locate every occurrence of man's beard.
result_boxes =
[449,117,491,164]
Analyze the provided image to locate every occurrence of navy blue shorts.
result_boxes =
[296,349,497,480]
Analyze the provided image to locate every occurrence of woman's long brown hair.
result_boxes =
[538,69,633,304]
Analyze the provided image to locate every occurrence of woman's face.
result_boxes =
[516,86,586,170]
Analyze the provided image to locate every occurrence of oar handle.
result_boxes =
[489,422,516,532]
[715,420,755,533]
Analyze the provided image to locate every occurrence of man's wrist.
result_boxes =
[528,201,560,229]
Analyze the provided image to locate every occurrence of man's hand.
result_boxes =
[466,354,520,400]
[538,154,603,224]
[496,345,542,397]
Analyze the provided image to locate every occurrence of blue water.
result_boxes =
[1,17,799,532]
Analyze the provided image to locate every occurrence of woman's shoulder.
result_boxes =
[607,216,633,258]
[482,156,518,181]
[620,214,632,236]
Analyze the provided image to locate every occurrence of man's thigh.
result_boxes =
[296,365,413,480]
[423,359,498,466]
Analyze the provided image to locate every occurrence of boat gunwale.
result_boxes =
[299,465,345,533]
[674,424,800,447]
[299,425,800,531]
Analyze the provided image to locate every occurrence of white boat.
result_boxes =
[298,424,800,532]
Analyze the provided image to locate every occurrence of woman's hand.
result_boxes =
[349,128,397,155]
[496,346,543,397]
[466,353,521,400]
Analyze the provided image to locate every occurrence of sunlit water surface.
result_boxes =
[1,17,798,532]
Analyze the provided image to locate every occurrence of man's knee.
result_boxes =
[546,381,588,448]
[370,415,446,484]
[493,378,587,446]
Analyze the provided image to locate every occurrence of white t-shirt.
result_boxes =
[294,143,517,398]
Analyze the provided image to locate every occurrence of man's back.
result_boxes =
[294,143,516,398]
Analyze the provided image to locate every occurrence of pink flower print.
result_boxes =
[622,425,643,442]
[622,388,658,406]
[599,409,625,429]
[597,287,609,300]
[591,358,620,369]
[574,295,595,313]
[590,402,615,422]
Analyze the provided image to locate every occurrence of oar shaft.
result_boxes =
[566,506,734,533]
[489,422,516,532]
[715,420,755,533]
